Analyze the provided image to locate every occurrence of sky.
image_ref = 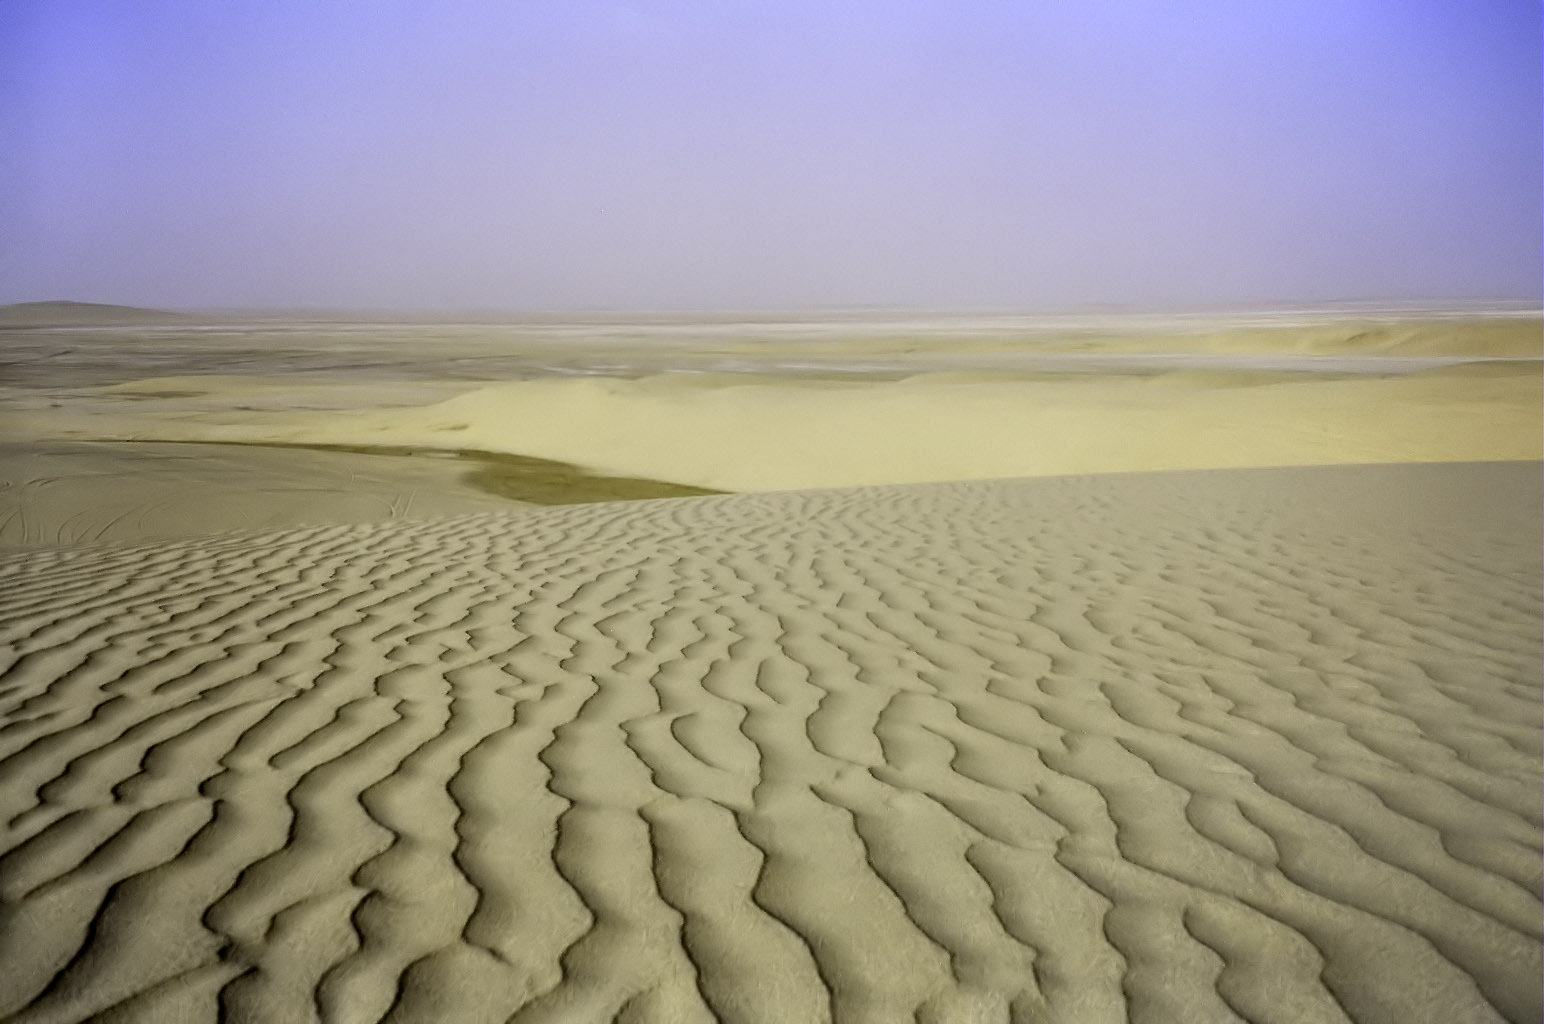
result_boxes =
[1,1,1540,311]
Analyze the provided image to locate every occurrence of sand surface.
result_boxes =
[1,461,1539,1023]
[0,442,526,549]
[6,363,1536,502]
[1,310,1541,1021]
[3,314,1539,512]
[260,364,1539,492]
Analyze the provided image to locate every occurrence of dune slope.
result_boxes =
[43,363,1536,493]
[0,462,1539,1023]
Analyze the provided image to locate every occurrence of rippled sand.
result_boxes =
[1,461,1539,1023]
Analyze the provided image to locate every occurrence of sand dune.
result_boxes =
[0,461,1538,1023]
[6,363,1537,500]
[0,442,717,550]
[3,313,1537,511]
[66,363,1537,494]
[1042,314,1542,357]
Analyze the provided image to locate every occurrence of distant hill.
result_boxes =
[0,301,193,327]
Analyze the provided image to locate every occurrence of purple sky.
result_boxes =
[2,1,1540,311]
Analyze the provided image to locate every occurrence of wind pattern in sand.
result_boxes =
[0,463,1539,1023]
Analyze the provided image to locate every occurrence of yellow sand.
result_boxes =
[988,313,1543,356]
[22,364,1536,494]
[3,313,1537,505]
[0,441,524,548]
[0,315,1540,1021]
[316,367,1543,490]
[0,462,1538,1022]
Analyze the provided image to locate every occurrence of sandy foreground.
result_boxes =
[0,310,1541,1022]
[0,463,1538,1023]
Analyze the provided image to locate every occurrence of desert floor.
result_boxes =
[0,308,1540,1023]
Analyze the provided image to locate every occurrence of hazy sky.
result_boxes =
[2,1,1540,311]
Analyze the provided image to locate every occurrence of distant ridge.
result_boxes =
[0,300,192,327]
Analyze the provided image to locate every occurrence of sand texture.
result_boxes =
[9,363,1540,499]
[0,442,525,549]
[4,313,1537,545]
[0,442,715,550]
[6,338,1537,499]
[260,365,1538,491]
[0,460,1539,1023]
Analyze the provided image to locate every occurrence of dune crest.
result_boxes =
[2,312,1537,502]
[136,365,1539,493]
[0,461,1538,1022]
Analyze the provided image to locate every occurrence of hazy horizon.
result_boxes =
[7,296,1542,316]
[6,299,1541,337]
[3,1,1540,312]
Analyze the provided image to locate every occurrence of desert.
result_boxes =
[0,306,1539,1022]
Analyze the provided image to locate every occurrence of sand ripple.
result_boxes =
[0,462,1539,1023]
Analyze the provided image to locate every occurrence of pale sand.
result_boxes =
[8,362,1540,499]
[1,314,1540,1020]
[0,461,1539,1023]
[0,442,525,549]
[272,364,1540,492]
[3,314,1537,524]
